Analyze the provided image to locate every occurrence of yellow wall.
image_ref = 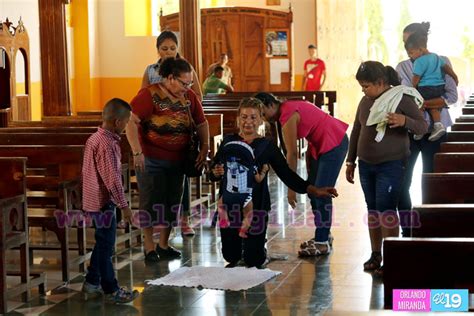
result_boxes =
[70,0,93,113]
[15,82,42,120]
[30,81,42,120]
[70,0,315,113]
[294,74,304,91]
[124,0,152,36]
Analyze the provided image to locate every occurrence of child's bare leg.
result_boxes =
[429,108,441,123]
[217,198,229,228]
[239,202,253,238]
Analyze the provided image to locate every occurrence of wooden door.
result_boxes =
[240,15,265,91]
[203,14,242,90]
[161,7,292,92]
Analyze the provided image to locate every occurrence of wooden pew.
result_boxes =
[462,107,474,115]
[440,142,474,153]
[386,140,474,309]
[0,113,222,210]
[384,237,474,308]
[456,115,474,123]
[76,111,102,116]
[433,153,474,172]
[0,132,132,164]
[0,145,84,282]
[202,91,335,135]
[412,204,474,238]
[201,114,223,202]
[205,114,223,157]
[422,173,474,204]
[446,131,474,142]
[0,126,98,133]
[204,90,336,116]
[9,120,99,127]
[0,158,46,314]
[8,117,101,128]
[0,141,139,276]
[451,123,474,131]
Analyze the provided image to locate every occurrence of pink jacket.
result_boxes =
[279,100,348,159]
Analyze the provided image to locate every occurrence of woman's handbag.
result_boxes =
[184,106,204,177]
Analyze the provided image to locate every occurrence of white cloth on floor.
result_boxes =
[366,85,424,142]
[146,266,281,291]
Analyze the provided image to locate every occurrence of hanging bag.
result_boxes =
[184,104,204,177]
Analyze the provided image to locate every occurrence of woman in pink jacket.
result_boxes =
[255,93,348,256]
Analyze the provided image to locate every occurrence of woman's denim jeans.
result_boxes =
[308,135,348,242]
[358,160,405,226]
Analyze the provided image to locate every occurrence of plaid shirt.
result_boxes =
[82,127,128,211]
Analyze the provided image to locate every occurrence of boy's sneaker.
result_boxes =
[156,245,181,259]
[82,281,103,300]
[428,122,446,141]
[105,287,139,304]
[413,134,424,141]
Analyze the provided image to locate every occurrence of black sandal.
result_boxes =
[363,252,382,271]
[373,265,384,278]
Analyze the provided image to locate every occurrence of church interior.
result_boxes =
[1,0,474,314]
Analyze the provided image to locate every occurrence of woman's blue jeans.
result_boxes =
[397,134,446,236]
[358,160,405,222]
[308,135,348,242]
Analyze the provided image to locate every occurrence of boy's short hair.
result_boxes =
[214,66,224,73]
[404,31,428,50]
[102,98,132,121]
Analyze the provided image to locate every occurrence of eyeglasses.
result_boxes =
[174,77,194,89]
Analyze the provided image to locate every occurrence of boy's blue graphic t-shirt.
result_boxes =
[413,53,446,87]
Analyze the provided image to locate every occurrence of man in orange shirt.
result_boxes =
[302,44,326,91]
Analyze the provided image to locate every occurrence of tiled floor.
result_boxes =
[5,165,390,316]
[5,106,471,315]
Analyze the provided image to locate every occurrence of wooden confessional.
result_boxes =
[160,7,293,92]
[0,18,32,126]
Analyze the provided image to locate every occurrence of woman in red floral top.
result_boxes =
[126,58,209,263]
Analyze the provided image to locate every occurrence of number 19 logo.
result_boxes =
[431,290,468,312]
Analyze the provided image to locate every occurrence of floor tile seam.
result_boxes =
[250,260,303,315]
[265,201,308,245]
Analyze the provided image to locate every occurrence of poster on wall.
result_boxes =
[269,58,289,84]
[265,31,288,57]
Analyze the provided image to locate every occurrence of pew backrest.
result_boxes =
[0,157,27,199]
[439,142,474,153]
[422,173,474,204]
[446,131,474,142]
[434,152,474,172]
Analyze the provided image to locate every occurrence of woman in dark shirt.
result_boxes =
[211,97,337,268]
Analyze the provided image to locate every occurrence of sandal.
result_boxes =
[298,241,330,257]
[363,252,382,271]
[300,234,334,249]
[373,265,384,278]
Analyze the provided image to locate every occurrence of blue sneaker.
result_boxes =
[105,287,139,304]
[82,281,103,300]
